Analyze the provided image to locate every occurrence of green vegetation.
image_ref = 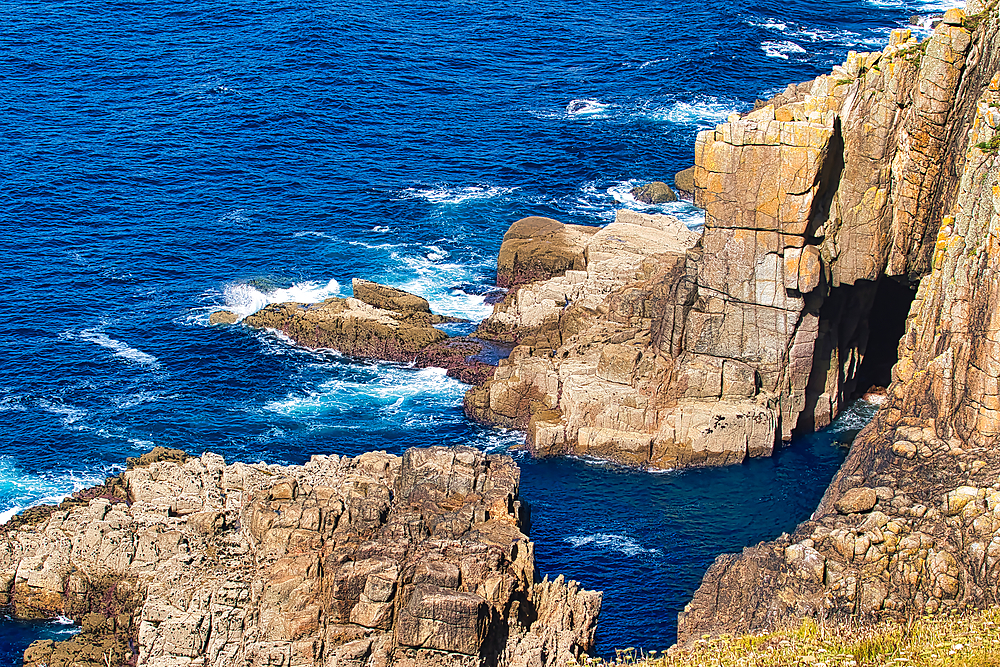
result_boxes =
[976,135,1000,154]
[577,607,1000,667]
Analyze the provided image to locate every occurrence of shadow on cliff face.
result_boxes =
[853,276,916,394]
[797,275,916,435]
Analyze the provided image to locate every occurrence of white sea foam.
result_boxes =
[829,399,879,433]
[372,225,392,233]
[0,392,26,412]
[111,391,166,410]
[37,399,88,431]
[565,532,662,557]
[749,18,889,51]
[571,180,707,230]
[264,365,467,421]
[392,252,495,322]
[867,0,961,11]
[762,40,808,59]
[293,230,335,239]
[651,97,742,128]
[75,328,160,367]
[399,185,518,205]
[468,429,526,453]
[424,245,451,261]
[0,457,113,525]
[566,99,612,118]
[606,180,707,229]
[221,278,341,319]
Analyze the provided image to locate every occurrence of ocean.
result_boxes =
[0,0,954,661]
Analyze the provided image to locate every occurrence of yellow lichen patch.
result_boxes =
[933,216,956,269]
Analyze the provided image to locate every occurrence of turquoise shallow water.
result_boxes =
[0,0,946,660]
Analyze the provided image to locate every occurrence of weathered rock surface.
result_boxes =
[679,3,1000,642]
[466,9,996,471]
[673,167,695,196]
[209,310,240,325]
[243,280,454,362]
[240,280,499,385]
[630,181,677,204]
[495,217,599,290]
[3,446,600,667]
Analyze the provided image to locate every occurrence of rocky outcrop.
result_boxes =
[243,280,453,362]
[466,6,999,471]
[679,2,1000,642]
[2,446,600,667]
[630,182,677,204]
[495,217,599,290]
[240,280,500,383]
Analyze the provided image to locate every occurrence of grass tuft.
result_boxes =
[575,606,1000,667]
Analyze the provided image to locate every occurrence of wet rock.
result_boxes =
[630,181,677,204]
[243,291,449,362]
[208,310,239,325]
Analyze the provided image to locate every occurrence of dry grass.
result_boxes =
[576,607,1000,667]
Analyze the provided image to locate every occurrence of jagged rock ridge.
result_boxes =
[1,446,600,667]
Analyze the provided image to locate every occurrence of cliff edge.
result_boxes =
[678,0,1000,641]
[465,2,999,476]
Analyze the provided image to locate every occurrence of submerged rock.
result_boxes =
[4,447,601,667]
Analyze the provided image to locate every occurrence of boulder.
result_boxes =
[674,166,696,194]
[630,181,677,204]
[834,487,878,514]
[208,310,239,325]
[496,217,598,289]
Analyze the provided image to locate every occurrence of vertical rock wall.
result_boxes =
[469,7,987,470]
[678,3,1000,641]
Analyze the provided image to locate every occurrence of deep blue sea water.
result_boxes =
[0,0,956,662]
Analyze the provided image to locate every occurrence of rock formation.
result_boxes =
[465,5,999,472]
[2,446,600,667]
[630,182,677,204]
[675,2,1000,641]
[237,279,497,384]
[495,217,599,290]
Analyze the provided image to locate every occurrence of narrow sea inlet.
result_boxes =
[0,0,949,662]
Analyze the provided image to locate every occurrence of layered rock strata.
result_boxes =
[679,3,1000,641]
[2,446,600,667]
[466,8,993,470]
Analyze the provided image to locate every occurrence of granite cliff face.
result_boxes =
[1,447,600,667]
[676,1,1000,641]
[464,5,998,473]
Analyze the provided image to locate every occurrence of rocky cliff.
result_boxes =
[1,447,600,667]
[463,3,999,474]
[676,0,1000,641]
